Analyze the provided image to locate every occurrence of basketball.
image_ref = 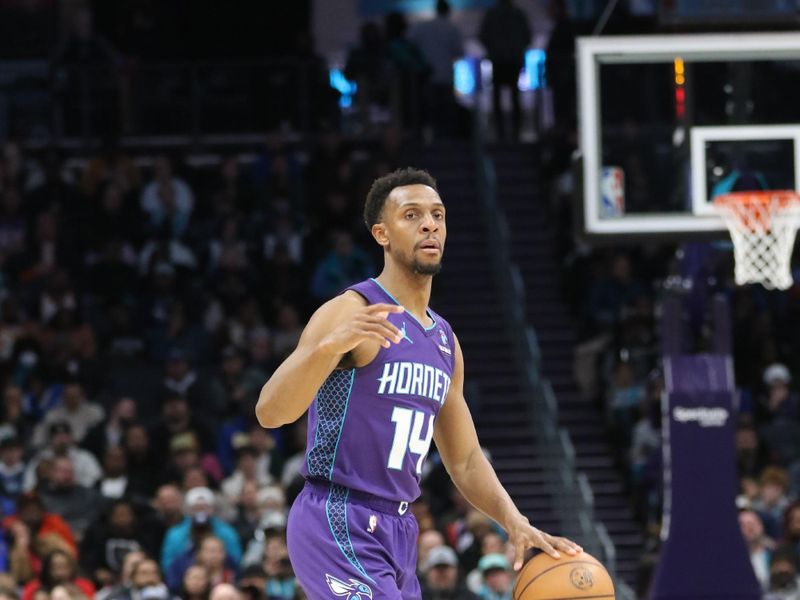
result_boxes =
[512,551,615,600]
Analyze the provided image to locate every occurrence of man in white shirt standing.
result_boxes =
[410,0,464,139]
[24,421,102,491]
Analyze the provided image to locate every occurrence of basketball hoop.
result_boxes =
[714,191,800,290]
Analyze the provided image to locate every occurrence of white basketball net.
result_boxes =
[714,192,800,290]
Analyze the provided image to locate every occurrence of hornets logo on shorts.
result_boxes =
[325,574,373,599]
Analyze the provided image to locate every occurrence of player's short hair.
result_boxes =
[364,167,437,229]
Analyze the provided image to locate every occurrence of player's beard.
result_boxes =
[411,257,442,276]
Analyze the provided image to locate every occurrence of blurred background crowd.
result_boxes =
[0,0,800,598]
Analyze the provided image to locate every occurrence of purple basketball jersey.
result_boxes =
[300,278,456,502]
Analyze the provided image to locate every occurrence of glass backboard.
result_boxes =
[578,33,800,236]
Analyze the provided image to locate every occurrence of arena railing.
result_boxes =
[470,111,636,600]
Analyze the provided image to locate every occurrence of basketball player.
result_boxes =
[256,168,581,598]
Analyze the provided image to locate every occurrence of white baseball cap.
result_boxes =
[764,363,791,386]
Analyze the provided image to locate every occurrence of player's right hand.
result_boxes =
[319,303,405,355]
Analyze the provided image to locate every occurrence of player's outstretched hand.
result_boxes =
[320,303,405,355]
[507,517,583,571]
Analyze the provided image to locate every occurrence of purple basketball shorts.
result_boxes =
[287,480,420,599]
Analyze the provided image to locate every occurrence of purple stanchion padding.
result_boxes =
[649,355,760,599]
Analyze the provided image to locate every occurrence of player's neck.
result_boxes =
[374,267,432,322]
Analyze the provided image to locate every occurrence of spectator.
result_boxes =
[0,436,26,497]
[149,393,216,461]
[83,397,137,461]
[127,559,171,600]
[271,305,303,361]
[140,156,194,239]
[384,11,430,130]
[755,467,791,539]
[263,215,302,266]
[94,550,145,600]
[80,140,141,199]
[21,550,95,600]
[237,565,267,600]
[24,422,102,492]
[177,565,210,600]
[607,360,645,450]
[545,0,578,137]
[417,530,446,572]
[227,479,261,556]
[221,440,272,504]
[760,363,799,423]
[215,347,267,419]
[479,0,530,140]
[261,533,295,600]
[409,1,464,138]
[1,384,34,443]
[145,485,185,552]
[79,500,157,585]
[420,545,475,600]
[123,426,160,498]
[740,508,775,591]
[241,511,288,569]
[764,548,800,600]
[3,492,77,560]
[166,536,235,592]
[209,584,241,600]
[51,6,119,138]
[783,502,800,555]
[476,553,513,600]
[50,584,89,600]
[97,446,130,500]
[344,22,391,127]
[160,487,241,574]
[310,230,375,301]
[38,456,100,540]
[207,217,251,276]
[32,381,105,448]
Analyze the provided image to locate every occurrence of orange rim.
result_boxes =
[714,190,800,231]
[713,190,800,207]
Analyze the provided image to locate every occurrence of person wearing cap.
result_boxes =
[23,421,102,492]
[159,487,241,573]
[0,436,26,497]
[476,553,513,600]
[760,363,799,423]
[420,545,477,600]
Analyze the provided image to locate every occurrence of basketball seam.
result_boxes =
[514,560,607,599]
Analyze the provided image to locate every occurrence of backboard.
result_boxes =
[577,33,800,237]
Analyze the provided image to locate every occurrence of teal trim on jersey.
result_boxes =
[325,485,375,584]
[329,369,355,480]
[370,278,437,331]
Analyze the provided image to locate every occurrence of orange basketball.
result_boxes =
[513,551,615,600]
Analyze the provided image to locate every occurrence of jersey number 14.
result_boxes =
[388,407,434,475]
